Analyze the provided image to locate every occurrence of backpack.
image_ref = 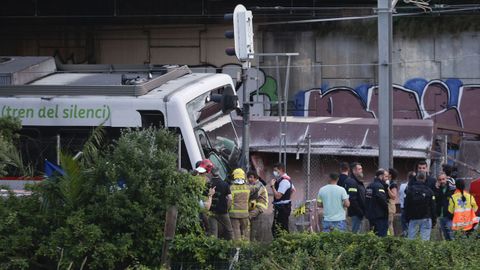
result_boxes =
[405,184,431,218]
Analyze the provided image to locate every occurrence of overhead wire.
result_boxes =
[257,6,480,26]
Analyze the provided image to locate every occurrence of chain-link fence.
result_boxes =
[289,133,480,235]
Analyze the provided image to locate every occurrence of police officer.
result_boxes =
[270,162,295,238]
[365,169,389,237]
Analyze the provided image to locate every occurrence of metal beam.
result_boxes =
[435,123,480,136]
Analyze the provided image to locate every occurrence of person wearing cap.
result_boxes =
[270,162,295,238]
[229,168,251,240]
[207,166,233,240]
[195,159,214,175]
[194,159,215,232]
[247,171,268,241]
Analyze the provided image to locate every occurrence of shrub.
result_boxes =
[170,232,480,270]
[0,128,205,269]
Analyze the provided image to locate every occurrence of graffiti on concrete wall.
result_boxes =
[182,63,480,133]
[295,78,480,133]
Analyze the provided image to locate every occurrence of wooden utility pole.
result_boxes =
[161,206,178,268]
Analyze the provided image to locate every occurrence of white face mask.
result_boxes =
[385,180,390,185]
[273,171,279,178]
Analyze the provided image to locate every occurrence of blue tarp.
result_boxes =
[44,159,65,177]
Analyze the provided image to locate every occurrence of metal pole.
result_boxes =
[241,62,251,171]
[178,134,182,170]
[282,55,292,167]
[306,134,311,202]
[305,134,311,231]
[276,56,282,163]
[377,0,393,169]
[56,134,61,165]
[443,135,448,165]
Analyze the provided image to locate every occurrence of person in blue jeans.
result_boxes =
[433,172,454,240]
[405,171,437,240]
[317,173,350,232]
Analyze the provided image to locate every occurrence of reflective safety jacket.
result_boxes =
[229,183,251,219]
[448,190,479,231]
[249,180,268,218]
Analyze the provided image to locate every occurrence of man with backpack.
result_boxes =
[405,171,437,240]
[409,160,436,191]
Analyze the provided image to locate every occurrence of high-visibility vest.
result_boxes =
[249,181,268,211]
[448,190,479,231]
[229,183,251,219]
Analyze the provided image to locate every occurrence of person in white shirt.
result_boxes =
[270,163,296,238]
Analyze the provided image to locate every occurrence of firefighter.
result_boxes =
[229,168,251,241]
[247,171,268,241]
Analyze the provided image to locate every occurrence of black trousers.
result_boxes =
[369,218,389,237]
[272,203,291,238]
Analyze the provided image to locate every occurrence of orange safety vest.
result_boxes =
[449,190,479,231]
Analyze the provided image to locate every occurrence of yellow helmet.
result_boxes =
[232,168,246,180]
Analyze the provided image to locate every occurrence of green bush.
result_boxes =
[2,120,480,269]
[0,128,205,269]
[171,232,480,270]
[0,116,31,176]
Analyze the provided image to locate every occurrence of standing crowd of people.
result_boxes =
[195,159,296,241]
[193,157,478,241]
[318,160,479,240]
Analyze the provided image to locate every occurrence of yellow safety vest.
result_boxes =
[449,190,479,231]
[249,181,268,211]
[230,183,251,218]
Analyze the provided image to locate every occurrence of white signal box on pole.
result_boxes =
[225,4,254,62]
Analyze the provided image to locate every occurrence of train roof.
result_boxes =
[0,56,231,98]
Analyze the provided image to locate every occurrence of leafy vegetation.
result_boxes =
[171,232,480,270]
[0,124,205,269]
[0,116,32,176]
[2,117,480,269]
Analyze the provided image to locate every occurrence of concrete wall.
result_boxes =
[2,20,479,91]
[0,24,237,67]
